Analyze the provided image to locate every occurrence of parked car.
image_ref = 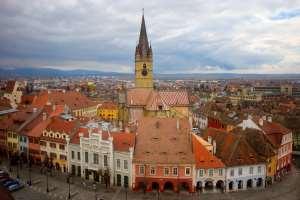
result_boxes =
[7,181,24,192]
[3,180,17,188]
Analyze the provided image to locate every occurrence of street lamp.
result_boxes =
[16,157,20,179]
[124,182,128,200]
[67,174,72,199]
[93,182,97,200]
[46,168,49,193]
[27,158,32,186]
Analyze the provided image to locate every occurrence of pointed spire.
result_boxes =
[136,11,151,58]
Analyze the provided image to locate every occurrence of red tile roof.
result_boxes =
[126,89,190,108]
[203,128,265,167]
[111,132,135,152]
[32,90,99,110]
[133,117,195,164]
[99,102,118,110]
[192,134,225,169]
[46,116,79,135]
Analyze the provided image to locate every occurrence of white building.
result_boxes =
[225,164,266,191]
[68,122,135,188]
[68,123,114,184]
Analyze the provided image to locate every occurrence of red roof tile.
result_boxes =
[111,132,135,152]
[192,134,225,169]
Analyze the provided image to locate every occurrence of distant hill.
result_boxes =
[0,67,300,80]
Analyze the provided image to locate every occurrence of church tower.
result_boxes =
[135,13,153,88]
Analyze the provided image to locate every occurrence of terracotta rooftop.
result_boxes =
[46,116,79,135]
[203,128,265,167]
[126,89,189,108]
[192,134,225,169]
[133,117,195,164]
[99,102,118,110]
[32,90,99,110]
[111,132,135,152]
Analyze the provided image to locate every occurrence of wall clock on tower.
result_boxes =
[141,63,148,76]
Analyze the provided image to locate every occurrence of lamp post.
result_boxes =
[46,168,49,193]
[16,157,20,179]
[124,182,128,200]
[28,158,32,186]
[93,182,97,200]
[67,174,72,199]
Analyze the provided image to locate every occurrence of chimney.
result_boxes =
[213,140,216,155]
[52,104,56,111]
[42,112,47,121]
[267,116,272,123]
[208,136,212,144]
[176,119,180,130]
[259,118,263,126]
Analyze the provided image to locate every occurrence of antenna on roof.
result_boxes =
[142,8,144,15]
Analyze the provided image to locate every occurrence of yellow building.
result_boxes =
[40,116,77,173]
[135,14,153,88]
[6,130,19,154]
[266,155,277,184]
[97,102,118,121]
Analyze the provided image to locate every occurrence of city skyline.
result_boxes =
[1,0,300,74]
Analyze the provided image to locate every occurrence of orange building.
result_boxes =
[132,117,195,193]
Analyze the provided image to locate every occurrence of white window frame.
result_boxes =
[185,167,191,176]
[199,169,204,177]
[124,160,128,170]
[150,166,156,175]
[116,159,121,170]
[164,167,170,176]
[139,166,144,175]
[173,167,178,176]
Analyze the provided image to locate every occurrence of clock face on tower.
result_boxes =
[142,63,148,76]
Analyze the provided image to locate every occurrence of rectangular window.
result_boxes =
[209,169,213,176]
[185,167,191,176]
[238,168,243,176]
[199,169,204,177]
[77,152,81,160]
[50,152,57,159]
[249,167,253,174]
[50,143,56,148]
[116,159,121,170]
[104,155,108,167]
[60,154,66,160]
[164,167,170,176]
[124,160,128,170]
[40,141,46,146]
[230,169,234,177]
[150,166,156,175]
[71,151,75,159]
[218,169,223,176]
[85,152,88,163]
[139,166,144,174]
[173,167,178,175]
[93,153,99,164]
[258,166,261,174]
[59,144,65,150]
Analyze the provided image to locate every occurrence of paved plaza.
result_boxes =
[1,160,299,200]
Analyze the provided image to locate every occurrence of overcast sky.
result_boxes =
[0,0,300,74]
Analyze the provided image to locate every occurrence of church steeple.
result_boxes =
[134,12,153,88]
[136,13,152,59]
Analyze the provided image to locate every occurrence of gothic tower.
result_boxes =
[135,14,153,88]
